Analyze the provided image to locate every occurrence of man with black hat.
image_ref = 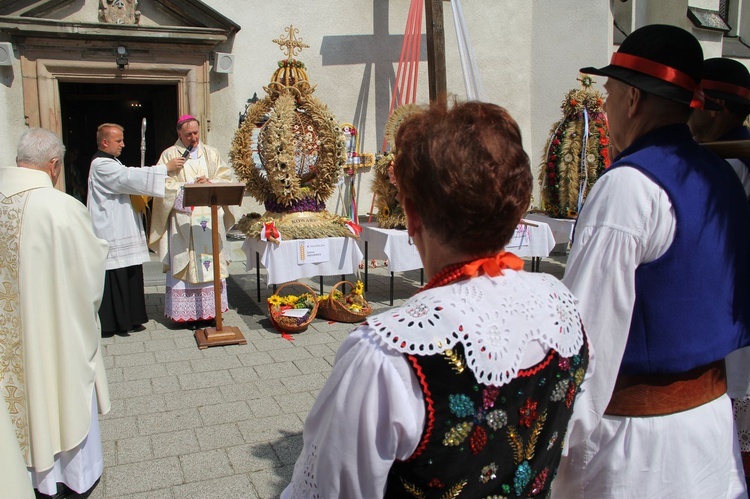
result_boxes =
[690,57,750,488]
[554,25,750,497]
[689,57,750,198]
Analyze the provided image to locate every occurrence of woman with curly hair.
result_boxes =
[282,101,589,498]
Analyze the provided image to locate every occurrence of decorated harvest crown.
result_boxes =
[231,26,354,242]
[537,75,610,219]
[371,104,424,229]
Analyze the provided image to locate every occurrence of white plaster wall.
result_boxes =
[529,1,611,207]
[447,1,533,156]
[690,0,721,9]
[1,0,744,216]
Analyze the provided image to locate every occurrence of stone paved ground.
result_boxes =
[90,247,567,498]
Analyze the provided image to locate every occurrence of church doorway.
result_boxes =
[59,82,178,203]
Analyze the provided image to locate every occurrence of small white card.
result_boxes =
[281,308,310,318]
[297,239,330,264]
[508,225,530,248]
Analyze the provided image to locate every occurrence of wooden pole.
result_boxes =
[211,201,223,331]
[183,182,246,349]
[700,140,750,159]
[194,197,246,349]
[425,0,447,107]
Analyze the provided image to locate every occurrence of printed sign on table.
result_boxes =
[297,239,330,265]
[507,224,531,249]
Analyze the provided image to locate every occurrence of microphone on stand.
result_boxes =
[182,144,193,158]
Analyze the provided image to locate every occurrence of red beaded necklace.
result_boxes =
[420,251,524,291]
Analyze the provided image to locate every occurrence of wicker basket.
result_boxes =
[318,280,372,323]
[268,281,319,333]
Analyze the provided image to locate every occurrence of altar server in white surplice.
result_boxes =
[149,115,235,328]
[87,123,185,335]
[0,127,111,497]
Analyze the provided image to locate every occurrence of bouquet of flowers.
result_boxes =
[318,280,372,323]
[267,282,319,333]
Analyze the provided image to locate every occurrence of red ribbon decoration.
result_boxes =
[460,252,524,278]
[345,221,363,236]
[263,222,280,240]
[610,52,704,109]
[700,79,750,102]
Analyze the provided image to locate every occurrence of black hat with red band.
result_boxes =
[580,24,705,109]
[700,57,750,107]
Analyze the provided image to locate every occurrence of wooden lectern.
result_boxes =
[183,182,247,349]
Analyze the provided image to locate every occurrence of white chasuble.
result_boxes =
[0,400,33,497]
[0,167,110,475]
[0,189,31,461]
[150,142,236,285]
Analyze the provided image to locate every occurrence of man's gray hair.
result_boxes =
[16,128,65,168]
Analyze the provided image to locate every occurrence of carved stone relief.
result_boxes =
[99,0,141,25]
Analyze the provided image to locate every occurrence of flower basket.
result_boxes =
[317,280,372,323]
[267,281,319,333]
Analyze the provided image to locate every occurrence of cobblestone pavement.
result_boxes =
[90,246,567,498]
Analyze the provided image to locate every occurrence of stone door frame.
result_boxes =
[18,39,211,190]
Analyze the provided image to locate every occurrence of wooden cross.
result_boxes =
[273,25,310,59]
[425,0,448,106]
[321,4,425,149]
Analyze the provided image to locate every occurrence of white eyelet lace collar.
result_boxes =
[365,271,584,386]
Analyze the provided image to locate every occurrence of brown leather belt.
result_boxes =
[604,360,727,417]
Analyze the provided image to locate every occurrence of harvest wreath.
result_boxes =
[537,75,610,219]
[231,26,353,242]
[371,104,423,229]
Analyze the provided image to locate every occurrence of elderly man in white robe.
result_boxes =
[0,127,111,497]
[87,123,185,335]
[149,115,235,328]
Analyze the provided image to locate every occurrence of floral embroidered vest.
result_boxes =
[385,341,588,498]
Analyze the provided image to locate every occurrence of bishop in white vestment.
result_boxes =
[149,116,235,325]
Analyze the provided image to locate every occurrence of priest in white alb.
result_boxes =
[87,123,185,335]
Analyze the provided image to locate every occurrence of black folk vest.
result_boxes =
[385,340,589,498]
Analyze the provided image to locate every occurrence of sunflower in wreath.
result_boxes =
[231,26,356,242]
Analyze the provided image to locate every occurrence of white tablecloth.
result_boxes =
[524,213,576,246]
[242,237,363,286]
[359,221,556,265]
[359,226,423,273]
[506,220,557,258]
